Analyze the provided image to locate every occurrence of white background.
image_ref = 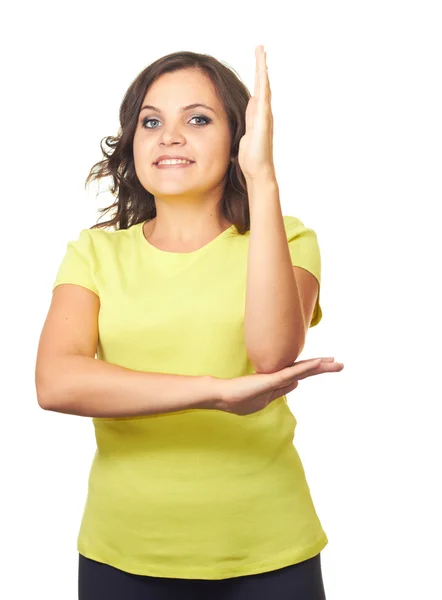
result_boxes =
[1,1,441,598]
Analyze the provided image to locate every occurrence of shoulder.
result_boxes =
[282,215,317,239]
[81,224,134,251]
[283,214,308,231]
[283,215,305,229]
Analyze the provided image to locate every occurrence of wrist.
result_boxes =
[195,375,226,410]
[245,172,278,190]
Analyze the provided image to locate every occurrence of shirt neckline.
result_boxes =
[137,220,236,257]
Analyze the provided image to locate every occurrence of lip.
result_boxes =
[153,155,195,165]
[154,161,195,169]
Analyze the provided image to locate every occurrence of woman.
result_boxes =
[36,45,344,599]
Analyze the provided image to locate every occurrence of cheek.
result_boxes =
[132,144,151,181]
[133,138,151,166]
[133,132,144,153]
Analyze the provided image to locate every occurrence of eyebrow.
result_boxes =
[139,103,217,115]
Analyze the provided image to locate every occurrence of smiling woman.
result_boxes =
[84,50,253,236]
[43,48,330,600]
[131,67,237,243]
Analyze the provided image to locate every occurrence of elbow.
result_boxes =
[36,389,52,410]
[251,351,303,374]
[35,368,58,411]
[36,378,58,410]
[249,342,305,374]
[35,356,70,412]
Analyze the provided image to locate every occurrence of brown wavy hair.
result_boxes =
[86,50,252,235]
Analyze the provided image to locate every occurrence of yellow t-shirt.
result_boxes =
[52,215,326,580]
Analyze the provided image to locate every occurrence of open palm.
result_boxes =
[214,357,344,416]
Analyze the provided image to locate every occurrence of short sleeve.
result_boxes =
[52,228,99,296]
[284,215,322,327]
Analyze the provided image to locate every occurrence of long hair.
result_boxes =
[86,50,252,235]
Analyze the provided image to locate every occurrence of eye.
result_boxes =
[141,115,212,129]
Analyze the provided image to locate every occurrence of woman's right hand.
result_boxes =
[212,357,344,416]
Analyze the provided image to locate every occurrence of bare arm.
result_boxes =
[37,355,221,418]
[38,284,343,420]
[36,284,221,418]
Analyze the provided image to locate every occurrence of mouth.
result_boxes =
[154,161,195,169]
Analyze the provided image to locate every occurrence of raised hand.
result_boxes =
[238,45,276,182]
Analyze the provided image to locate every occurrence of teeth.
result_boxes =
[157,159,193,165]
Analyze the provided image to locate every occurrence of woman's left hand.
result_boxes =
[238,45,276,182]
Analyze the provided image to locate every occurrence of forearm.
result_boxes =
[244,177,304,373]
[38,355,222,418]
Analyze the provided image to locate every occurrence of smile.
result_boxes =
[154,162,195,169]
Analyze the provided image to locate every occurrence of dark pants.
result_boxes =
[78,552,326,599]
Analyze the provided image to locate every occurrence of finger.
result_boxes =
[282,358,339,380]
[263,50,271,102]
[275,358,338,386]
[280,357,333,373]
[254,46,260,98]
[256,45,265,102]
[274,359,320,386]
[293,357,335,366]
[258,47,266,105]
[295,362,344,381]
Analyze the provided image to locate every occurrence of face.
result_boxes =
[133,69,232,206]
